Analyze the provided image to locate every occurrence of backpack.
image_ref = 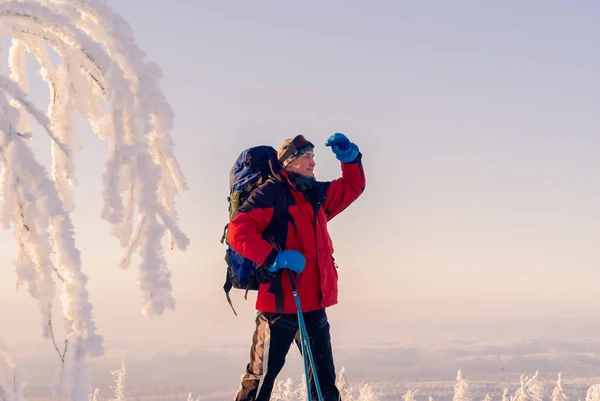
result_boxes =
[220,145,289,315]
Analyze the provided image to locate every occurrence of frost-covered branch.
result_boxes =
[1,1,188,400]
[48,309,68,366]
[0,74,68,153]
[0,336,26,401]
[1,0,189,319]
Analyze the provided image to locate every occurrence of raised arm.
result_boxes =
[322,133,366,220]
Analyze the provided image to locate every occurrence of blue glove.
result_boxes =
[325,133,359,163]
[268,250,306,274]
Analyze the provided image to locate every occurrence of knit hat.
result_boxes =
[277,134,314,168]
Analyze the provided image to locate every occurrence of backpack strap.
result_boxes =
[224,271,237,316]
[266,182,292,313]
[220,223,229,244]
[269,189,303,313]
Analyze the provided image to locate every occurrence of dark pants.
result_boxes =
[235,309,340,401]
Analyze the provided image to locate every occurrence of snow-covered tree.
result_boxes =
[483,393,492,401]
[404,389,417,401]
[270,380,284,401]
[0,336,26,401]
[357,383,378,401]
[296,374,308,401]
[552,372,567,401]
[337,367,354,401]
[509,371,543,401]
[269,378,298,401]
[513,375,528,401]
[526,371,543,401]
[281,378,297,401]
[502,388,510,401]
[453,370,470,401]
[110,360,126,401]
[0,1,187,400]
[586,385,600,401]
[90,388,100,401]
[184,393,199,401]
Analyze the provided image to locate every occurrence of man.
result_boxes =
[228,133,366,401]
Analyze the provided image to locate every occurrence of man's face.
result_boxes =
[285,151,315,177]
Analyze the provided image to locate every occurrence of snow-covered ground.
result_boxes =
[5,337,600,401]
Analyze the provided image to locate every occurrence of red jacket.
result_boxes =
[227,155,366,313]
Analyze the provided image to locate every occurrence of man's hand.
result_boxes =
[326,133,359,163]
[268,250,306,274]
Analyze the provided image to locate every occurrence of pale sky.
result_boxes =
[1,1,599,355]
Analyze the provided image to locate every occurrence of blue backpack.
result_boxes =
[220,146,288,315]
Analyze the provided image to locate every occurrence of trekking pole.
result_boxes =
[287,270,324,401]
